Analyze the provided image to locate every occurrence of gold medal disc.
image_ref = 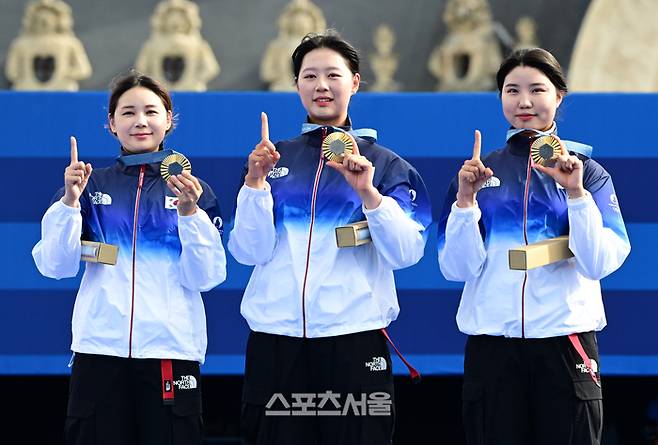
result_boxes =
[160,152,192,181]
[322,132,354,163]
[530,135,562,166]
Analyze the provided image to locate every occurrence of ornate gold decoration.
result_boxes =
[5,0,92,91]
[260,0,326,91]
[136,0,220,91]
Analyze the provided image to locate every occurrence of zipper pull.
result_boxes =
[321,127,328,159]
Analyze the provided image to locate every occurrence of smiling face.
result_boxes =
[501,65,563,131]
[296,47,360,127]
[109,86,172,154]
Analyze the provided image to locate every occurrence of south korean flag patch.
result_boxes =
[165,196,179,209]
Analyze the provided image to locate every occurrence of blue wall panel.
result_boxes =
[2,92,656,375]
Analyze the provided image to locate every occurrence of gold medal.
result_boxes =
[322,132,354,162]
[530,135,562,166]
[160,152,192,181]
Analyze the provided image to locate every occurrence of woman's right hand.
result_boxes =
[63,136,93,208]
[456,130,493,208]
[245,112,280,190]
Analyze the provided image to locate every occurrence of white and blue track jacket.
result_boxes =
[438,129,631,339]
[228,125,433,338]
[32,154,226,363]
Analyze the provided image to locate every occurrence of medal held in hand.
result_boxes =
[160,152,192,181]
[322,132,354,162]
[530,135,561,166]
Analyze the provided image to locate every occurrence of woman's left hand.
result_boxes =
[167,170,203,216]
[532,136,586,199]
[326,134,383,209]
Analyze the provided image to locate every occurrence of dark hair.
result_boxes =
[292,30,360,81]
[496,48,568,96]
[108,70,174,135]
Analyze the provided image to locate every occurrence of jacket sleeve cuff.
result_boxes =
[56,198,82,214]
[567,191,593,210]
[242,181,271,193]
[362,195,394,216]
[177,207,209,224]
[449,200,481,219]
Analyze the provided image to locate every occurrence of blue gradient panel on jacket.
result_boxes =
[271,129,432,233]
[49,161,221,259]
[437,132,629,251]
[1,92,656,374]
[436,129,631,339]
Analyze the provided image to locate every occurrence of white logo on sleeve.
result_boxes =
[268,167,289,179]
[409,189,417,202]
[212,216,223,231]
[365,357,387,371]
[609,194,620,213]
[89,192,112,205]
[165,196,178,209]
[480,176,501,189]
[174,375,198,390]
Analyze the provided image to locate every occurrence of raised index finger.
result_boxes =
[261,112,269,142]
[70,136,78,164]
[472,130,481,161]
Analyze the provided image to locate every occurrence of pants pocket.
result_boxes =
[572,379,603,444]
[462,380,485,445]
[64,399,96,445]
[359,382,395,445]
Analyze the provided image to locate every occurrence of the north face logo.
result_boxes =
[174,375,198,390]
[365,357,387,372]
[268,167,289,179]
[89,192,112,205]
[576,359,598,375]
[480,176,500,189]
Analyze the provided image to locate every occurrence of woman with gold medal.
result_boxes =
[437,48,631,444]
[229,31,432,444]
[32,72,226,444]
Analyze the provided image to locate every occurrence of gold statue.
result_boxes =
[136,0,220,91]
[569,0,658,92]
[5,0,92,91]
[369,24,401,92]
[260,0,326,91]
[514,16,539,51]
[427,0,501,91]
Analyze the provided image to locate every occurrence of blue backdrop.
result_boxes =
[2,91,657,376]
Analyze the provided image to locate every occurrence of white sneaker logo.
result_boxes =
[365,357,387,372]
[174,375,197,390]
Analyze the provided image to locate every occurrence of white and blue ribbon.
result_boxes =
[301,123,378,142]
[506,123,593,158]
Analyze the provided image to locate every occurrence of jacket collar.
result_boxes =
[116,148,173,176]
[301,116,378,142]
